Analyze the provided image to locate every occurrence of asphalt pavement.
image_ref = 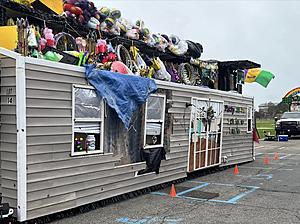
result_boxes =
[52,139,300,224]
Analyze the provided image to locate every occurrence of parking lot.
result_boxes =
[53,139,300,224]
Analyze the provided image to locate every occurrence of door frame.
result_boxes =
[187,97,224,172]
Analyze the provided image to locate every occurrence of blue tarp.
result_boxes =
[85,65,158,129]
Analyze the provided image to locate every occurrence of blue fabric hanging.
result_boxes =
[85,65,157,129]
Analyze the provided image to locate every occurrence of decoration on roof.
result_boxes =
[0,0,266,94]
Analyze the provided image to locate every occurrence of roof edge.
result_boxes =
[0,47,21,59]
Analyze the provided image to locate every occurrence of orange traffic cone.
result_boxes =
[233,165,239,175]
[169,184,177,198]
[264,154,270,165]
[274,152,279,161]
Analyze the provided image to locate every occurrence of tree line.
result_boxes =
[255,102,289,120]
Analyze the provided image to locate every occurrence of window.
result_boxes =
[144,94,166,148]
[72,85,104,156]
[247,106,253,133]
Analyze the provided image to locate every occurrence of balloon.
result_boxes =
[63,3,73,12]
[111,61,128,74]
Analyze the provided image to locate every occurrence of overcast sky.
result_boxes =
[96,0,300,108]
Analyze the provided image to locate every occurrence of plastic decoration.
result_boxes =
[168,35,188,56]
[126,28,139,40]
[27,25,38,48]
[111,61,129,74]
[153,58,171,81]
[96,39,108,54]
[63,0,100,26]
[43,27,55,48]
[75,37,87,52]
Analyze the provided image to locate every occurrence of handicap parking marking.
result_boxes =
[279,155,289,160]
[236,173,273,180]
[250,173,273,180]
[151,181,260,205]
[116,216,182,224]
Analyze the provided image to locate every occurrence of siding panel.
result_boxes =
[0,60,17,209]
[23,59,253,221]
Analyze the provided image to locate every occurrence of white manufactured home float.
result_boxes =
[0,48,257,222]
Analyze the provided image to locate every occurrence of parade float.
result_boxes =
[0,0,274,222]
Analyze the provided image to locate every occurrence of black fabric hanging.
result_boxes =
[137,147,166,175]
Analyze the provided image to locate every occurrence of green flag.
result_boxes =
[255,70,275,88]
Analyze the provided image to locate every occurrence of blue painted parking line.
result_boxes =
[116,217,150,224]
[187,180,207,184]
[226,186,259,204]
[151,192,169,196]
[151,181,260,205]
[151,182,209,197]
[176,183,209,196]
[178,183,259,204]
[116,216,182,224]
[279,155,289,159]
[206,182,235,187]
[188,180,234,187]
[251,174,273,180]
[178,195,233,204]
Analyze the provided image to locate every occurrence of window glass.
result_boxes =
[145,122,162,145]
[144,95,166,148]
[247,107,253,119]
[146,96,165,120]
[74,122,101,134]
[146,122,162,135]
[75,88,101,119]
[72,86,103,156]
[247,106,253,132]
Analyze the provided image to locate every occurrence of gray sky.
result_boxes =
[96,0,300,108]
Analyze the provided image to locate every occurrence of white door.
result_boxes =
[188,98,224,172]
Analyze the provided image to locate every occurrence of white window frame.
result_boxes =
[247,106,253,133]
[71,84,104,156]
[143,94,166,149]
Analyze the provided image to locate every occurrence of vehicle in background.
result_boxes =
[275,112,300,136]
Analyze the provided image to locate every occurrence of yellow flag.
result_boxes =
[244,68,261,83]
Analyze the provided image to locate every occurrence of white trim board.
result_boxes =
[16,55,27,222]
[0,47,20,59]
